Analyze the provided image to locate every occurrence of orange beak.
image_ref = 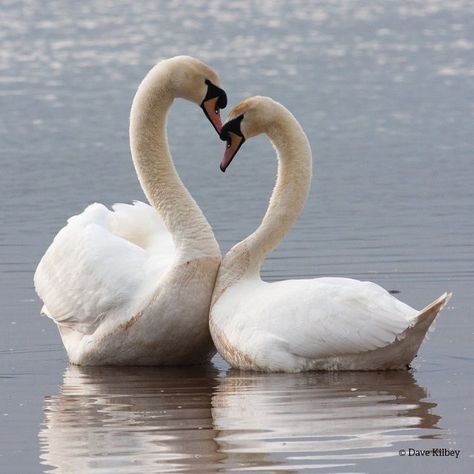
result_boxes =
[221,131,245,172]
[200,80,227,134]
[201,96,223,134]
[219,114,246,172]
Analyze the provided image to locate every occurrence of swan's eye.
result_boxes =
[226,139,231,149]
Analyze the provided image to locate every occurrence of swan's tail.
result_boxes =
[403,292,452,360]
[350,292,452,370]
[416,292,452,328]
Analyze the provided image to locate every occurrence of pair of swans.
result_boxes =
[34,56,451,371]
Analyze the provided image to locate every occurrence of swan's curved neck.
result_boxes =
[221,108,312,285]
[129,67,219,258]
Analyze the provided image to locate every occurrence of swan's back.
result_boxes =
[211,277,433,371]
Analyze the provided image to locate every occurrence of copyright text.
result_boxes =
[399,448,460,458]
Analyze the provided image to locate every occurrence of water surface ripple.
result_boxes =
[1,0,473,472]
[40,367,442,473]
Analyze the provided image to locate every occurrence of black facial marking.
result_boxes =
[219,114,245,141]
[202,79,227,109]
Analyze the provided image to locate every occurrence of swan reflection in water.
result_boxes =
[212,370,443,472]
[39,365,222,473]
[40,366,443,473]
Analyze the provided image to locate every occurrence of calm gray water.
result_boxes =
[1,0,473,472]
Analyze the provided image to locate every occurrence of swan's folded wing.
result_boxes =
[109,201,174,256]
[34,203,172,335]
[263,278,418,359]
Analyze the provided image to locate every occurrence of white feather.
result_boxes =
[210,97,450,372]
[34,57,223,365]
[35,202,173,336]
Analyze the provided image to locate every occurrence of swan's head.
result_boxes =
[219,96,278,172]
[157,56,227,133]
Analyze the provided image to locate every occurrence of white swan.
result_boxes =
[210,96,452,372]
[34,56,227,365]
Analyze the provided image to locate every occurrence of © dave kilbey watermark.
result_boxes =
[399,448,461,458]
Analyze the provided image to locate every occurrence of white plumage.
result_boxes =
[211,96,451,372]
[36,202,174,336]
[34,57,224,365]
